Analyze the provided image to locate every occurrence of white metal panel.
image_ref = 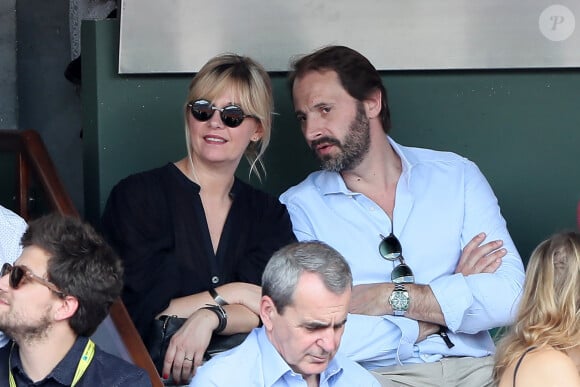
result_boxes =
[119,0,579,73]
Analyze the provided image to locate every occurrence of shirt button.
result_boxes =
[211,276,219,284]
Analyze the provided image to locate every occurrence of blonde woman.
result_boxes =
[102,54,296,384]
[494,231,580,386]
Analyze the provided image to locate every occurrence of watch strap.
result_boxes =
[390,283,409,316]
[393,283,406,292]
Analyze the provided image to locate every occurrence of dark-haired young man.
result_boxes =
[0,214,151,386]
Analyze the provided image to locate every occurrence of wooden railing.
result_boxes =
[0,129,163,387]
[0,129,78,220]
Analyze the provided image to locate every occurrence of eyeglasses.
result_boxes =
[1,263,66,298]
[379,233,415,284]
[188,99,258,128]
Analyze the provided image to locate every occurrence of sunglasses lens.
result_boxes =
[0,263,10,277]
[391,263,415,284]
[221,106,245,128]
[379,233,402,261]
[11,267,24,289]
[1,264,23,289]
[0,263,12,286]
[191,100,214,122]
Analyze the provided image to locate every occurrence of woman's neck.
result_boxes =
[176,157,235,197]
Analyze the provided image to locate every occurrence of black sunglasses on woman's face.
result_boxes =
[188,99,257,128]
[1,263,66,298]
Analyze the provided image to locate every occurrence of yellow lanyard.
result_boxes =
[9,339,95,387]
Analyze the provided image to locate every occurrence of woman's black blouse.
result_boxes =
[101,163,296,338]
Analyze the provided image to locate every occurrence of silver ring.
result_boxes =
[184,356,193,362]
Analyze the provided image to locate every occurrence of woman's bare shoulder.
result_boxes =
[503,347,580,387]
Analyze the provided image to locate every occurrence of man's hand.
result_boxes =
[350,283,391,315]
[455,232,506,275]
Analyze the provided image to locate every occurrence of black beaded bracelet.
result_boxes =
[201,304,227,333]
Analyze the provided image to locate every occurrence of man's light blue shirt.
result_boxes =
[280,137,525,370]
[190,327,380,386]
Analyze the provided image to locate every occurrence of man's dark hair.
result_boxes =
[21,213,123,336]
[289,45,391,133]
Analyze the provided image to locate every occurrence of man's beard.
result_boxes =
[310,102,370,172]
[0,307,52,345]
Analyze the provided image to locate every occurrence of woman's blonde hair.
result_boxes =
[183,53,273,181]
[493,231,580,383]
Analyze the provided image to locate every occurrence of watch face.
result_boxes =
[390,291,409,311]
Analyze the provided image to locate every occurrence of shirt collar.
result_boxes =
[319,356,343,385]
[9,336,87,386]
[257,327,344,386]
[387,136,413,175]
[314,135,413,196]
[257,327,292,386]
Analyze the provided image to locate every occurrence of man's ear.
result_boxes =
[364,88,382,119]
[54,295,79,322]
[260,295,277,331]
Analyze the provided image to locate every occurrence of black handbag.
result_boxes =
[146,315,248,374]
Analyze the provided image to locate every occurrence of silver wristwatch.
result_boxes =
[389,283,410,316]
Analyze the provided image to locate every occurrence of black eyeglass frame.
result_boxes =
[187,99,258,128]
[1,262,66,298]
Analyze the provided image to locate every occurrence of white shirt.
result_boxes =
[280,137,525,369]
[0,205,26,266]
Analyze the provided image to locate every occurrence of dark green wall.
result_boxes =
[83,19,580,262]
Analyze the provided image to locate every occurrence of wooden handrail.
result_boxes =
[0,129,163,387]
[0,129,78,220]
